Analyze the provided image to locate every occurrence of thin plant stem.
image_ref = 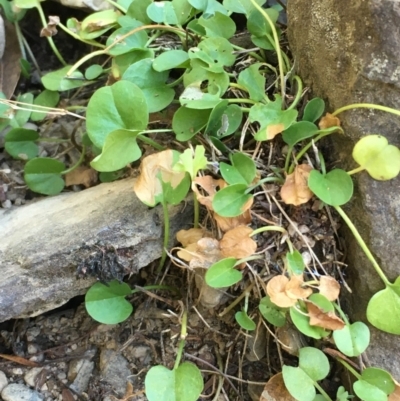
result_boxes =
[35,4,67,66]
[336,358,362,380]
[131,284,179,295]
[229,82,249,92]
[104,0,126,12]
[313,381,333,401]
[14,22,27,60]
[193,195,199,229]
[58,23,106,48]
[347,165,365,175]
[250,225,287,237]
[228,98,257,105]
[231,44,264,62]
[249,0,286,105]
[332,103,400,118]
[157,199,170,272]
[37,138,70,143]
[174,310,187,370]
[218,282,255,317]
[287,75,303,110]
[61,146,86,174]
[245,176,283,193]
[137,134,165,151]
[333,302,350,325]
[334,205,390,287]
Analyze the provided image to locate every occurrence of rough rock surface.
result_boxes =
[0,178,192,322]
[288,0,400,379]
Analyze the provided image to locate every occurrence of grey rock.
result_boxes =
[0,178,192,322]
[100,349,131,396]
[24,367,44,387]
[288,0,400,379]
[0,370,8,392]
[69,359,94,394]
[1,383,44,401]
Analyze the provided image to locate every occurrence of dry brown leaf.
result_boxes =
[214,209,252,232]
[176,228,209,248]
[189,237,222,268]
[318,112,341,129]
[192,175,226,211]
[0,353,39,367]
[133,150,186,206]
[220,226,257,259]
[267,123,285,140]
[62,389,76,401]
[285,274,313,300]
[267,276,297,308]
[276,323,306,356]
[319,276,341,301]
[260,372,297,401]
[306,300,345,330]
[389,380,400,401]
[280,164,313,206]
[65,166,98,188]
[40,16,60,37]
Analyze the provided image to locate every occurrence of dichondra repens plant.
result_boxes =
[2,0,400,400]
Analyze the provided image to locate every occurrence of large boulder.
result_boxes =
[288,0,400,379]
[0,178,192,322]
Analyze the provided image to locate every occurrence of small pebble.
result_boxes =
[1,200,11,208]
[1,383,44,401]
[25,367,44,387]
[0,370,8,392]
[27,344,38,354]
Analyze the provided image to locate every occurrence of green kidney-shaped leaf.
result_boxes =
[172,107,211,141]
[220,152,256,185]
[31,90,60,122]
[259,296,286,327]
[42,66,87,91]
[198,12,236,39]
[5,128,39,160]
[122,58,174,112]
[85,64,104,80]
[333,321,370,357]
[145,362,203,401]
[153,50,189,72]
[188,0,227,17]
[106,22,148,56]
[212,183,252,217]
[235,311,256,331]
[80,10,119,40]
[353,367,395,401]
[282,366,316,401]
[282,121,319,147]
[249,96,298,141]
[205,258,242,288]
[126,0,152,23]
[298,347,330,382]
[237,63,266,102]
[85,280,133,324]
[13,92,33,128]
[366,279,400,334]
[247,8,280,50]
[86,81,148,148]
[353,380,388,401]
[352,134,400,180]
[308,169,353,206]
[302,98,325,122]
[24,158,65,195]
[90,129,142,172]
[223,0,266,15]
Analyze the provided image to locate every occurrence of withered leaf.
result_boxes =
[306,300,345,330]
[285,274,313,300]
[220,226,256,259]
[319,276,341,301]
[261,372,297,401]
[280,164,313,206]
[65,166,98,188]
[267,275,297,308]
[267,123,285,140]
[318,112,341,129]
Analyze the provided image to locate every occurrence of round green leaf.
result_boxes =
[31,90,60,122]
[237,63,266,102]
[361,367,395,394]
[198,12,236,39]
[172,107,211,141]
[86,81,148,148]
[122,58,175,112]
[205,258,242,288]
[85,280,133,324]
[235,311,256,331]
[259,296,286,327]
[353,380,387,401]
[282,365,316,401]
[308,169,353,206]
[212,183,252,217]
[24,158,65,195]
[153,50,189,71]
[333,321,370,357]
[146,1,178,25]
[352,134,400,180]
[90,129,142,172]
[366,280,400,334]
[220,152,256,185]
[302,98,325,122]
[145,362,203,401]
[298,347,330,381]
[223,0,266,15]
[282,121,319,147]
[85,64,104,80]
[14,92,33,127]
[106,23,148,56]
[5,128,39,160]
